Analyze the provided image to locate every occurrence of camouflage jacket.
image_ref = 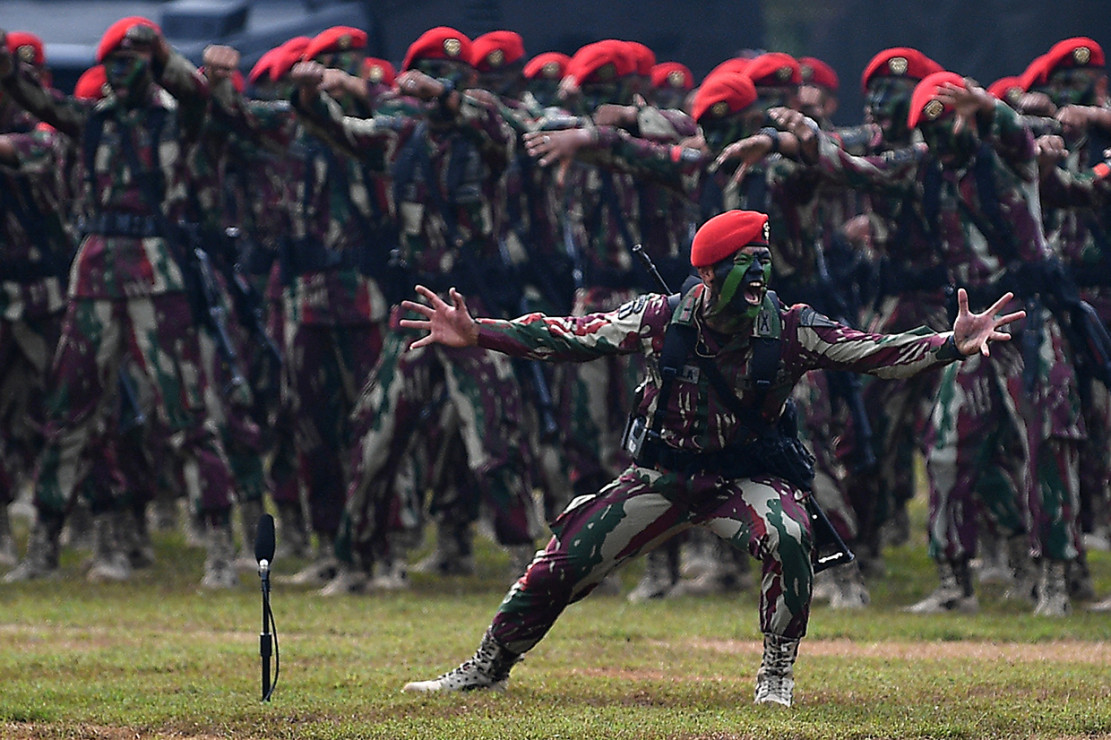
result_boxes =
[0,126,75,319]
[218,91,393,325]
[296,88,514,312]
[813,101,1049,295]
[579,126,822,291]
[477,283,958,455]
[2,52,209,299]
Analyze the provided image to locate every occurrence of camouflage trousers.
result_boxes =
[843,292,948,545]
[793,372,857,542]
[284,319,384,539]
[34,294,235,521]
[1077,375,1111,535]
[925,313,1084,562]
[491,466,814,654]
[336,317,537,565]
[0,311,62,504]
[560,286,642,494]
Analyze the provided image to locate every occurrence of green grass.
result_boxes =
[2,496,1111,740]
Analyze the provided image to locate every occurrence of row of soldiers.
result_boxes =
[0,18,1110,616]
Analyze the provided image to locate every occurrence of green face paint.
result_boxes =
[105,53,152,105]
[705,248,773,325]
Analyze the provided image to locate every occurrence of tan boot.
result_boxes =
[200,520,239,589]
[904,559,978,613]
[0,504,16,569]
[1033,559,1071,617]
[234,499,265,573]
[1002,535,1037,604]
[828,559,870,610]
[86,511,132,583]
[277,534,338,586]
[754,634,799,707]
[4,513,62,582]
[627,545,678,603]
[274,500,310,560]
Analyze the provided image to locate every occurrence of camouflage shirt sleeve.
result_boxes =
[292,89,402,164]
[783,304,960,380]
[475,292,672,362]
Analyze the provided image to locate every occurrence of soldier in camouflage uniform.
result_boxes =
[398,209,1023,706]
[288,26,539,593]
[0,36,74,568]
[0,19,241,588]
[800,72,1086,616]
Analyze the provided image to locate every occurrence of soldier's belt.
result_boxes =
[637,435,815,489]
[87,212,163,239]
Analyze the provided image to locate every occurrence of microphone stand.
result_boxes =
[259,558,273,702]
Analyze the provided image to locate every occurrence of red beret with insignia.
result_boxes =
[270,37,312,82]
[74,65,109,101]
[987,75,1025,104]
[861,47,943,93]
[907,71,965,129]
[623,41,656,76]
[249,46,284,85]
[567,40,636,86]
[690,210,770,267]
[1043,36,1105,76]
[651,61,694,91]
[745,52,801,87]
[95,16,161,63]
[302,26,366,62]
[472,31,526,72]
[402,26,474,71]
[6,31,45,67]
[799,56,839,91]
[524,51,571,81]
[691,71,757,123]
[361,57,396,86]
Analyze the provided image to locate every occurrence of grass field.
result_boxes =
[2,496,1111,740]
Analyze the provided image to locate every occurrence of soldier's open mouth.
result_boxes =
[744,281,764,304]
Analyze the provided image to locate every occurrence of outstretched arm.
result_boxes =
[951,288,1025,357]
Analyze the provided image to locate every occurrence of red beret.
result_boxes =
[745,52,801,87]
[95,16,161,63]
[361,56,396,86]
[1043,37,1105,76]
[861,47,943,93]
[987,75,1025,105]
[651,61,693,91]
[303,26,366,62]
[402,26,473,71]
[691,71,757,123]
[567,40,636,85]
[798,56,839,91]
[270,37,311,82]
[6,31,45,67]
[907,71,965,129]
[690,210,770,267]
[524,51,571,81]
[1019,53,1050,91]
[705,57,750,83]
[623,41,656,76]
[74,65,109,101]
[472,31,525,72]
[249,46,284,85]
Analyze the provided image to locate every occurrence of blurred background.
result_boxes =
[1,0,1108,124]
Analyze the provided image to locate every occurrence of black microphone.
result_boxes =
[254,513,275,578]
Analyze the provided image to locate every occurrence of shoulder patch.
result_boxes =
[798,306,837,328]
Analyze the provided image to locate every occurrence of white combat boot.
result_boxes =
[403,629,521,693]
[754,634,799,707]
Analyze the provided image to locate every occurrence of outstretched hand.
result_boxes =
[399,285,480,350]
[951,288,1025,357]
